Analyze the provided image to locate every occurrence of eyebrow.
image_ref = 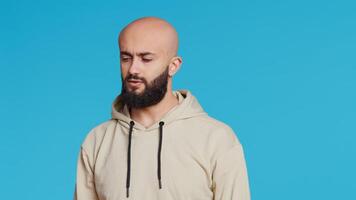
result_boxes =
[120,51,156,57]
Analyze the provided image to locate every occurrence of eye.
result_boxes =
[142,58,153,63]
[121,56,131,62]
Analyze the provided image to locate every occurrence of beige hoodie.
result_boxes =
[74,90,250,200]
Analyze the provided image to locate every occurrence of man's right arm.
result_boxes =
[73,147,99,200]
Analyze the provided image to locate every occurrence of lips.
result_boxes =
[127,79,142,83]
[127,79,143,88]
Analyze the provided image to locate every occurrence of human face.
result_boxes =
[119,49,167,95]
[119,48,170,108]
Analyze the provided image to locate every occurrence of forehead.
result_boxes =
[119,27,170,56]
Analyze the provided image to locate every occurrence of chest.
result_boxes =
[93,132,213,200]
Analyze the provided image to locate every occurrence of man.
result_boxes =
[74,16,250,200]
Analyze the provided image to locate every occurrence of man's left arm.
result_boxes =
[211,143,251,200]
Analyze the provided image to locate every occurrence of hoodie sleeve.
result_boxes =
[73,147,100,200]
[212,144,251,200]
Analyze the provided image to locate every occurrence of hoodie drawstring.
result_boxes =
[157,121,164,189]
[126,120,165,198]
[126,121,135,198]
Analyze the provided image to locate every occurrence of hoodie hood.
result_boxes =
[111,90,207,131]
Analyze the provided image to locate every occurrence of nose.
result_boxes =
[128,57,141,75]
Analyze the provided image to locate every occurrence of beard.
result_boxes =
[120,67,169,109]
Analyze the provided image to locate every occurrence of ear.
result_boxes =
[168,56,182,77]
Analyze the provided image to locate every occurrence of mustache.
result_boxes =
[125,74,147,83]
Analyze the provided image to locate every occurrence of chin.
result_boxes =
[128,86,145,94]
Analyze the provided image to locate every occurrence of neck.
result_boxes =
[130,90,179,128]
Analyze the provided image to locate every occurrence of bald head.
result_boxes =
[119,17,179,59]
[118,17,183,106]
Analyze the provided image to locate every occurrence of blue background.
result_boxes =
[1,0,355,199]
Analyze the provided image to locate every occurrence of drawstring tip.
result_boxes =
[159,180,162,189]
[126,188,129,198]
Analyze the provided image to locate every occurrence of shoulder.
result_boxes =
[193,114,241,145]
[80,119,117,155]
[191,115,242,161]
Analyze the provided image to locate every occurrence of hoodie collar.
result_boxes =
[111,90,206,131]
